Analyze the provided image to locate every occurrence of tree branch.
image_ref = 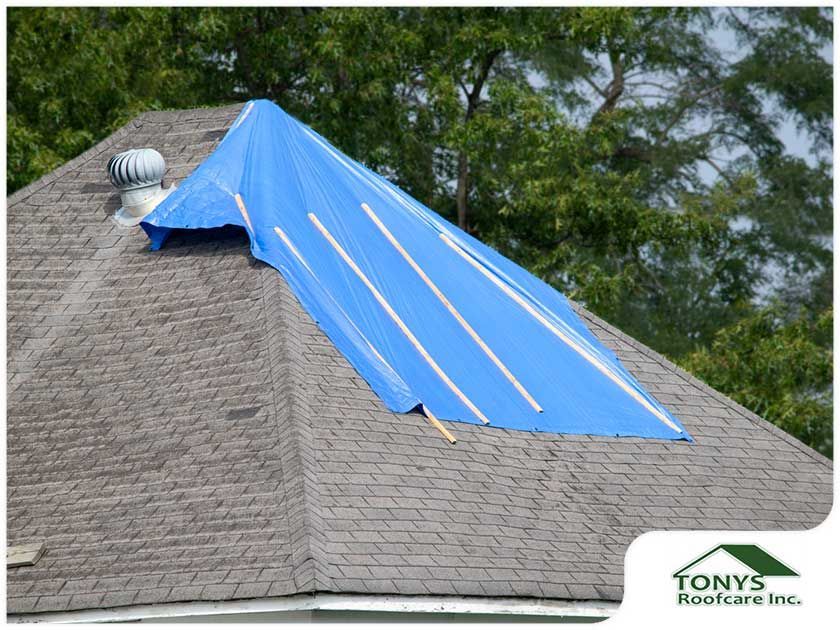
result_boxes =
[465,49,501,119]
[597,49,625,115]
[582,74,607,99]
[457,49,502,232]
[655,83,723,146]
[703,155,734,185]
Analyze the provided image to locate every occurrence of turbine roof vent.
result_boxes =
[107,148,175,226]
[108,147,166,190]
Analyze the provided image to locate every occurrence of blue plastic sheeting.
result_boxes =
[142,99,691,441]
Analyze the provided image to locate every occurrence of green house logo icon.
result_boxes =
[673,544,800,607]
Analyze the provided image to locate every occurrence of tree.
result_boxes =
[7,8,212,192]
[682,306,833,458]
[523,7,833,354]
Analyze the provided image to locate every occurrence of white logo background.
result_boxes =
[604,512,838,630]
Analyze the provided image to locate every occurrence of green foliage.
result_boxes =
[683,307,833,458]
[6,7,832,455]
[7,8,211,191]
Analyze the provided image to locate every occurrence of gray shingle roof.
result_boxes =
[6,103,832,615]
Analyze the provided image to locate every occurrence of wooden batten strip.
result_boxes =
[422,405,457,444]
[273,225,314,274]
[274,222,458,444]
[7,542,45,568]
[234,101,255,129]
[439,233,682,433]
[234,193,255,233]
[361,202,542,414]
[309,212,490,425]
[273,224,387,367]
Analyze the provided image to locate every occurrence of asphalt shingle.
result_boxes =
[6,103,832,616]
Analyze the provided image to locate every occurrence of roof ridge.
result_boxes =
[258,263,333,594]
[6,102,246,207]
[572,302,832,469]
[7,117,142,207]
[133,101,246,123]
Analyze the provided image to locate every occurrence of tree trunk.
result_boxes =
[456,49,501,234]
[456,151,469,231]
[597,49,624,116]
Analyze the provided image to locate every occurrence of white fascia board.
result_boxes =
[8,593,619,623]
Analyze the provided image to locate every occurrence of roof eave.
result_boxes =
[7,592,620,623]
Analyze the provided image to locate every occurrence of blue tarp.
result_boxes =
[142,99,690,441]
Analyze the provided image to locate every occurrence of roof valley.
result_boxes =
[258,263,333,593]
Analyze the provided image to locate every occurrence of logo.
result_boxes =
[672,544,801,607]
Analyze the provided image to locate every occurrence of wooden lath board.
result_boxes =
[272,222,457,444]
[361,202,543,414]
[234,193,255,233]
[7,542,45,568]
[273,223,388,366]
[439,232,682,434]
[309,212,490,425]
[422,405,457,444]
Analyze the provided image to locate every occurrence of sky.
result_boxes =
[528,8,833,297]
[539,9,833,174]
[712,17,832,168]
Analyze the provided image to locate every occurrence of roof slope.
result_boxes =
[6,104,832,615]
